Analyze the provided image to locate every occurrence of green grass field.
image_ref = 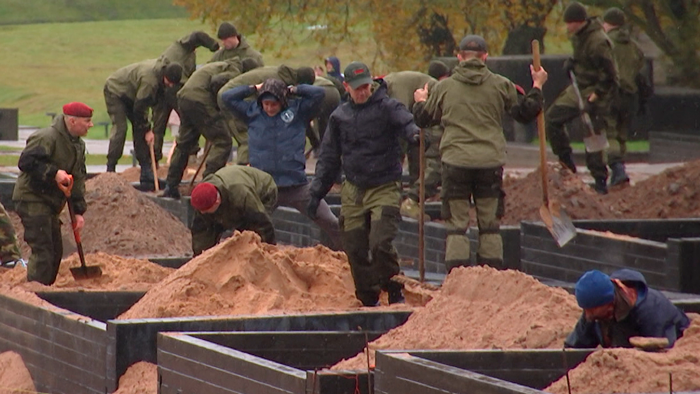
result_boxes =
[531,138,650,152]
[0,0,187,24]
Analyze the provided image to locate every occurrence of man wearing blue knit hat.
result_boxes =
[565,269,690,349]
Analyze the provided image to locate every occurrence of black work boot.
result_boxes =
[387,281,405,305]
[558,153,577,173]
[160,185,181,199]
[609,162,630,186]
[592,177,608,195]
[139,166,156,192]
[106,163,116,173]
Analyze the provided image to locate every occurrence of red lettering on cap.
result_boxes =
[354,68,365,75]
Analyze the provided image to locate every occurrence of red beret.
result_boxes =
[190,182,219,211]
[62,102,93,118]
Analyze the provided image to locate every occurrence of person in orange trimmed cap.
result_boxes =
[190,165,278,255]
[12,102,93,285]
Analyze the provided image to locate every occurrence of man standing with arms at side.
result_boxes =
[602,7,649,186]
[413,35,547,271]
[307,62,424,306]
[12,102,92,285]
[546,2,619,194]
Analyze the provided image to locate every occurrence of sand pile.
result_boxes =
[0,351,36,394]
[60,172,191,257]
[119,231,364,319]
[5,211,29,260]
[332,266,581,369]
[546,314,700,394]
[502,163,618,225]
[113,361,157,394]
[120,162,203,184]
[0,252,174,291]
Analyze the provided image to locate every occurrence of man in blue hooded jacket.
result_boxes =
[565,269,690,349]
[221,78,342,250]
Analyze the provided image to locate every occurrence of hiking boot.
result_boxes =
[592,177,608,195]
[400,198,422,221]
[558,153,577,173]
[160,185,181,199]
[106,164,116,173]
[388,289,405,305]
[609,162,630,186]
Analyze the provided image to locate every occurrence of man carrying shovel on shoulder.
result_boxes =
[12,102,92,285]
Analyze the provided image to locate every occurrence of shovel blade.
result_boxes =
[540,203,577,247]
[583,134,609,153]
[70,265,103,280]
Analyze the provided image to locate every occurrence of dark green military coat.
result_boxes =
[104,59,164,134]
[384,71,437,110]
[209,36,264,66]
[607,27,644,95]
[178,58,243,112]
[571,18,619,99]
[13,115,87,215]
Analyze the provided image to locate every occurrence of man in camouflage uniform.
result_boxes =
[12,102,92,285]
[0,203,23,268]
[413,35,546,270]
[104,59,183,190]
[307,62,424,306]
[398,61,451,219]
[189,165,278,255]
[217,64,316,164]
[209,22,264,66]
[602,7,649,186]
[546,2,619,195]
[160,58,247,199]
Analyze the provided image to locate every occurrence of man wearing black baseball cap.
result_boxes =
[307,61,424,307]
[412,34,547,271]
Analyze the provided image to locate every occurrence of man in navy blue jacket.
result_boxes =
[222,78,341,250]
[565,269,690,349]
[306,62,424,306]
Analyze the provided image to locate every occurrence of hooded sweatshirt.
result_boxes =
[325,56,343,82]
[607,27,645,94]
[413,58,542,168]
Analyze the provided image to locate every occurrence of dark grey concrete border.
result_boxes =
[107,310,411,392]
[0,293,108,394]
[158,331,380,394]
[35,291,145,322]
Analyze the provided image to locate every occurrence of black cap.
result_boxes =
[564,2,587,23]
[296,67,316,85]
[603,7,626,26]
[241,58,261,73]
[217,22,238,39]
[257,78,288,108]
[164,63,183,84]
[458,35,488,53]
[343,62,372,89]
[427,60,450,79]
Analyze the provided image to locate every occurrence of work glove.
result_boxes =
[307,197,321,220]
[563,57,575,74]
[210,43,220,52]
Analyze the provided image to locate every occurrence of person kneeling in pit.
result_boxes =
[565,269,690,349]
[189,165,278,256]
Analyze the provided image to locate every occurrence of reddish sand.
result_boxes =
[332,266,581,369]
[0,351,36,394]
[113,361,157,394]
[0,252,174,291]
[546,314,700,394]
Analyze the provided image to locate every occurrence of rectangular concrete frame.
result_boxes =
[521,221,700,294]
[158,331,382,393]
[107,310,411,392]
[374,349,593,394]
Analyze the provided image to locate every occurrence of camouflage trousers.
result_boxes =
[0,202,21,265]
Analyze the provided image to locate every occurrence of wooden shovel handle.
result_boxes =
[532,40,549,205]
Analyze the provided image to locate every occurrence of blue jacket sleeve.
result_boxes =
[295,84,325,122]
[564,313,601,348]
[221,85,256,123]
[634,290,691,347]
[387,98,420,145]
[309,114,342,200]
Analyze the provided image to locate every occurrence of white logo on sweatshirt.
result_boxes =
[281,109,295,123]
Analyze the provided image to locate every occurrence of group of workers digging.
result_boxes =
[2,2,689,349]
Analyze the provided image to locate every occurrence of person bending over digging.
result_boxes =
[565,269,690,349]
[189,165,278,256]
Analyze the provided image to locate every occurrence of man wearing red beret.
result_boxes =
[12,102,93,285]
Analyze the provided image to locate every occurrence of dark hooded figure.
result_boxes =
[325,56,344,82]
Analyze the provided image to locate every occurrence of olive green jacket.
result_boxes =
[413,58,543,168]
[208,36,264,66]
[177,58,243,111]
[607,27,645,95]
[13,115,87,215]
[191,166,278,255]
[385,71,437,110]
[217,65,300,108]
[571,18,619,98]
[157,31,219,79]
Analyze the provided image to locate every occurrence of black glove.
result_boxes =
[210,43,220,52]
[583,100,596,116]
[411,132,431,151]
[307,197,321,220]
[563,57,575,74]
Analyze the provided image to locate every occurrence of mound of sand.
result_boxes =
[113,361,157,394]
[546,314,700,394]
[0,351,36,394]
[119,231,364,319]
[332,266,581,369]
[0,252,174,291]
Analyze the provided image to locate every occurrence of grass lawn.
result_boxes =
[0,153,132,167]
[531,138,649,152]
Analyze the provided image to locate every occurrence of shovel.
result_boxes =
[533,40,577,247]
[188,140,213,192]
[149,140,160,192]
[418,128,426,282]
[568,70,609,153]
[58,175,103,280]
